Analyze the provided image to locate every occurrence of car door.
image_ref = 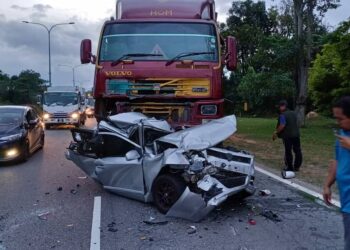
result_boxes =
[30,109,43,147]
[94,132,145,201]
[27,109,41,149]
[24,110,35,151]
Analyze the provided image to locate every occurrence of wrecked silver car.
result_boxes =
[65,112,255,221]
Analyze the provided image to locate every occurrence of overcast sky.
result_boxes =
[0,0,349,89]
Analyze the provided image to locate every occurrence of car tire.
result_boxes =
[21,142,30,162]
[152,174,186,214]
[39,134,45,149]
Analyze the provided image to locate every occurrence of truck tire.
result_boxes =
[152,174,186,214]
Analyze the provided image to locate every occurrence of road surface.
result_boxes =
[0,118,344,250]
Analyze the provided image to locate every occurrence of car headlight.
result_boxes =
[71,113,79,119]
[0,133,23,141]
[201,105,217,115]
[43,113,50,119]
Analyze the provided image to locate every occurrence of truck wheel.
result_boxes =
[152,174,186,214]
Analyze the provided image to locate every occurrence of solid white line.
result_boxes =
[255,166,340,208]
[90,196,101,250]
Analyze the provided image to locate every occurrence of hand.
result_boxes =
[336,135,350,150]
[323,186,332,206]
[272,132,277,141]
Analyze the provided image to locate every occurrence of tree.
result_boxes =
[292,0,339,126]
[309,20,350,114]
[0,70,46,105]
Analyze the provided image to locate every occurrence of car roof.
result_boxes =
[0,105,30,111]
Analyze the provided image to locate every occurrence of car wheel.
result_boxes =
[152,174,186,214]
[39,134,45,149]
[21,142,30,162]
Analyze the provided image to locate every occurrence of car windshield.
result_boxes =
[100,22,218,62]
[0,109,23,125]
[44,92,78,106]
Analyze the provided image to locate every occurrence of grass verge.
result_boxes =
[225,116,336,189]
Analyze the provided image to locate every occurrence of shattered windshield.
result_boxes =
[0,109,23,125]
[100,22,218,62]
[44,92,78,106]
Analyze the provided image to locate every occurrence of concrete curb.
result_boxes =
[255,166,341,208]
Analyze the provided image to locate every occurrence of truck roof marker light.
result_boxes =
[116,1,122,19]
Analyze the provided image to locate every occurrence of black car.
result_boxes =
[0,106,45,163]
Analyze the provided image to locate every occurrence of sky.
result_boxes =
[0,0,349,90]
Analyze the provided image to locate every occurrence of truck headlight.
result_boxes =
[43,113,50,120]
[71,113,79,119]
[200,105,217,115]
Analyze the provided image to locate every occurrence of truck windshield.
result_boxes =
[44,92,78,106]
[100,22,218,63]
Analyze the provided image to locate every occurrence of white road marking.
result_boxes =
[255,166,341,208]
[90,196,101,250]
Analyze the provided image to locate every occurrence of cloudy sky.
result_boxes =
[0,0,349,89]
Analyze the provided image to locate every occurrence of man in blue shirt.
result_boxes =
[323,96,350,250]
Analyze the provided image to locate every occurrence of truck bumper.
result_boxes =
[44,118,79,125]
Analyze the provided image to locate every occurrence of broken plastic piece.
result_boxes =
[259,189,271,196]
[143,220,168,225]
[248,219,256,225]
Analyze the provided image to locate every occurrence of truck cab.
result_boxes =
[80,0,237,128]
[41,86,86,129]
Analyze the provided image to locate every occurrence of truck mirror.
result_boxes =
[225,36,237,71]
[81,39,92,64]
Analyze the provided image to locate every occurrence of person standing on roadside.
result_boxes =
[272,100,303,172]
[323,96,350,250]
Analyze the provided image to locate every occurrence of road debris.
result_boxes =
[45,192,50,195]
[37,212,50,220]
[140,236,147,240]
[248,219,256,225]
[260,210,282,222]
[57,187,63,191]
[230,225,237,236]
[259,189,271,196]
[66,224,74,227]
[143,219,168,225]
[78,176,87,179]
[76,184,80,188]
[107,222,118,232]
[70,189,77,194]
[187,225,197,234]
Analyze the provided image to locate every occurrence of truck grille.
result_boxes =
[52,113,69,118]
[106,78,210,97]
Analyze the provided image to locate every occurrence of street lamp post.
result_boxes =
[22,21,75,87]
[58,64,84,87]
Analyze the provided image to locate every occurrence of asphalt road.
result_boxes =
[0,118,345,250]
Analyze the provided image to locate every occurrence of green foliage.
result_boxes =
[238,67,295,113]
[0,70,46,105]
[309,20,350,114]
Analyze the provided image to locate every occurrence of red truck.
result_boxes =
[80,0,237,128]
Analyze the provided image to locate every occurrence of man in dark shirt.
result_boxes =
[273,100,303,171]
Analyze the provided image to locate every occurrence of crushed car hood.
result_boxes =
[156,115,237,151]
